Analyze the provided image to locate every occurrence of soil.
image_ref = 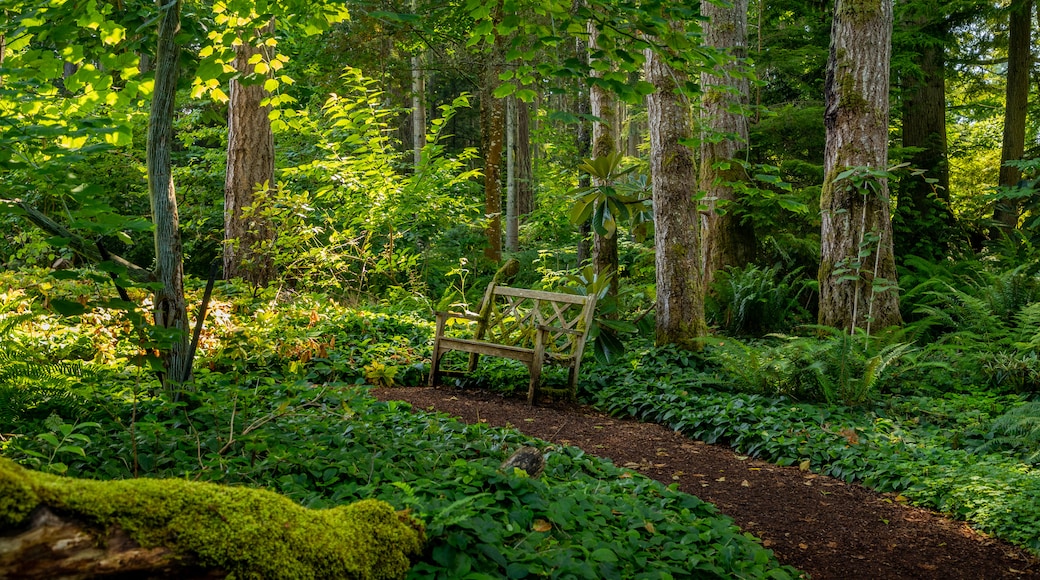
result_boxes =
[372,385,1040,580]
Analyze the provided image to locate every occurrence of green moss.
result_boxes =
[0,458,39,526]
[0,458,424,579]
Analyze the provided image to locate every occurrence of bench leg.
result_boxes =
[527,329,546,405]
[429,317,446,387]
[567,363,579,400]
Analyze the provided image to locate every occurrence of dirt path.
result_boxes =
[372,386,1040,579]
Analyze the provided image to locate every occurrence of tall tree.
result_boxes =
[575,22,593,267]
[517,99,534,216]
[148,0,192,388]
[224,18,277,286]
[700,0,754,289]
[818,0,902,332]
[992,0,1033,232]
[896,18,953,258]
[479,1,506,263]
[506,95,519,252]
[646,45,707,349]
[588,21,619,295]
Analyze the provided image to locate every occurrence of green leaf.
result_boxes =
[51,299,87,316]
[492,83,516,98]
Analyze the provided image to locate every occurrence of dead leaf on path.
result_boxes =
[895,494,909,502]
[762,539,774,547]
[798,543,808,550]
[826,541,838,549]
[741,480,751,487]
[799,460,811,471]
[716,477,726,482]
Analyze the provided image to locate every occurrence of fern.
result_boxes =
[0,315,87,427]
[975,402,1040,464]
[707,264,812,336]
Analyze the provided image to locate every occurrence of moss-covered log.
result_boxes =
[0,458,424,579]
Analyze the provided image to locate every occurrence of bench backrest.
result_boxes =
[474,285,596,359]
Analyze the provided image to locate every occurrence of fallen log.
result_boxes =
[0,458,424,579]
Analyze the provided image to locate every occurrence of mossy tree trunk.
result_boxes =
[992,0,1033,232]
[700,0,755,290]
[224,18,277,287]
[818,0,902,333]
[147,0,192,389]
[646,45,707,350]
[588,21,619,301]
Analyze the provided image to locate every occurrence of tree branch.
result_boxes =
[3,199,154,283]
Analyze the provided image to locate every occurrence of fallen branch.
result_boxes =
[4,199,154,284]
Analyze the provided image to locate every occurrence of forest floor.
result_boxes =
[372,385,1040,579]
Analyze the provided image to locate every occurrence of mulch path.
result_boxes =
[372,385,1040,580]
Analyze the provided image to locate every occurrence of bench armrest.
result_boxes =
[434,310,483,323]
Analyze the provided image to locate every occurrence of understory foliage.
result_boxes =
[0,271,797,578]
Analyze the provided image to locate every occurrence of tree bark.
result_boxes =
[411,52,425,168]
[818,0,902,333]
[506,95,519,252]
[588,21,619,296]
[646,47,707,350]
[700,0,754,290]
[897,30,954,259]
[480,22,505,263]
[992,0,1033,232]
[147,0,192,388]
[224,19,276,287]
[575,26,593,266]
[517,99,534,216]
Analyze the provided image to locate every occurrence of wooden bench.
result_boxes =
[428,284,597,404]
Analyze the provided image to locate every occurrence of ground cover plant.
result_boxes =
[0,271,798,579]
[581,343,1040,555]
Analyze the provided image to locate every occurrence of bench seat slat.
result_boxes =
[435,337,537,363]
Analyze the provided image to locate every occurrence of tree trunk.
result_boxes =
[480,25,505,263]
[897,32,953,259]
[588,21,619,295]
[147,0,191,389]
[646,47,707,350]
[506,95,519,252]
[224,19,276,287]
[700,0,754,290]
[992,0,1033,232]
[575,26,593,266]
[819,0,902,334]
[412,52,425,167]
[818,0,902,333]
[517,99,534,216]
